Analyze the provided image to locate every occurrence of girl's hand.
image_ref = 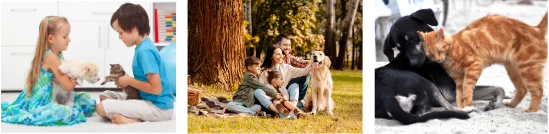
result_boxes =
[115,74,131,88]
[283,97,289,101]
[276,93,283,99]
[53,77,60,84]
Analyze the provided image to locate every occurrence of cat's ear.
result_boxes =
[437,28,445,41]
[416,31,424,40]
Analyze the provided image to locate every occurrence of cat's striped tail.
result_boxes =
[536,11,548,36]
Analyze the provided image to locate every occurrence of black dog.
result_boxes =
[376,65,470,125]
[375,9,506,124]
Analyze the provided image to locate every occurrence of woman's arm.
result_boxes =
[283,62,313,80]
[44,54,77,91]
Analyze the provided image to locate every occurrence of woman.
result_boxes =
[255,46,312,118]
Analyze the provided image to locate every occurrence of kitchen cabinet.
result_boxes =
[1,2,58,91]
[1,1,158,90]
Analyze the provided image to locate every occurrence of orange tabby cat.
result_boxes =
[417,12,548,112]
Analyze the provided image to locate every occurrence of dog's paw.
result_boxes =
[487,100,504,110]
[328,111,334,116]
[460,106,479,113]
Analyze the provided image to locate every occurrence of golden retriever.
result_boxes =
[304,51,335,116]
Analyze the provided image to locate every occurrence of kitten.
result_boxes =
[101,64,142,100]
[417,12,548,112]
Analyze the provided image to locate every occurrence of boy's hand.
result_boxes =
[115,74,131,88]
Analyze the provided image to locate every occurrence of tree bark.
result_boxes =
[358,37,362,70]
[324,0,336,67]
[351,27,356,70]
[245,0,254,57]
[334,0,359,70]
[189,0,246,91]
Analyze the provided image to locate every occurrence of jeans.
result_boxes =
[226,102,260,115]
[254,89,273,108]
[286,74,310,108]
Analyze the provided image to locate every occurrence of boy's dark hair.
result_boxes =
[267,71,282,84]
[245,56,261,68]
[111,3,150,37]
[275,34,290,44]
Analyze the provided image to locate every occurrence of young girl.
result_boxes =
[266,71,307,119]
[1,16,96,126]
[257,47,312,110]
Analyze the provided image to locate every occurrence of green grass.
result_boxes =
[188,70,363,133]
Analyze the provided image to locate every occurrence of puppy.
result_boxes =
[304,51,335,116]
[53,60,100,107]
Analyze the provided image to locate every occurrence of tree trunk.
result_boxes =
[357,4,362,70]
[189,0,245,91]
[358,37,362,70]
[246,48,254,57]
[351,27,356,70]
[324,0,336,67]
[334,0,359,70]
[245,0,252,35]
[245,0,254,57]
[255,45,262,59]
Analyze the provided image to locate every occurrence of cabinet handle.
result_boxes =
[11,8,36,12]
[98,25,102,49]
[11,52,34,56]
[92,12,113,15]
[0,45,35,47]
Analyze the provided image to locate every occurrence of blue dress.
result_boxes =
[1,50,96,126]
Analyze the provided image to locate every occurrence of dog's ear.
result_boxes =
[86,66,93,77]
[411,9,438,26]
[383,36,395,61]
[324,56,331,68]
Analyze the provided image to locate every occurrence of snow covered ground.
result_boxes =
[374,0,548,133]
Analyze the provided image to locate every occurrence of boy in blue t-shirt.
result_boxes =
[95,3,174,124]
